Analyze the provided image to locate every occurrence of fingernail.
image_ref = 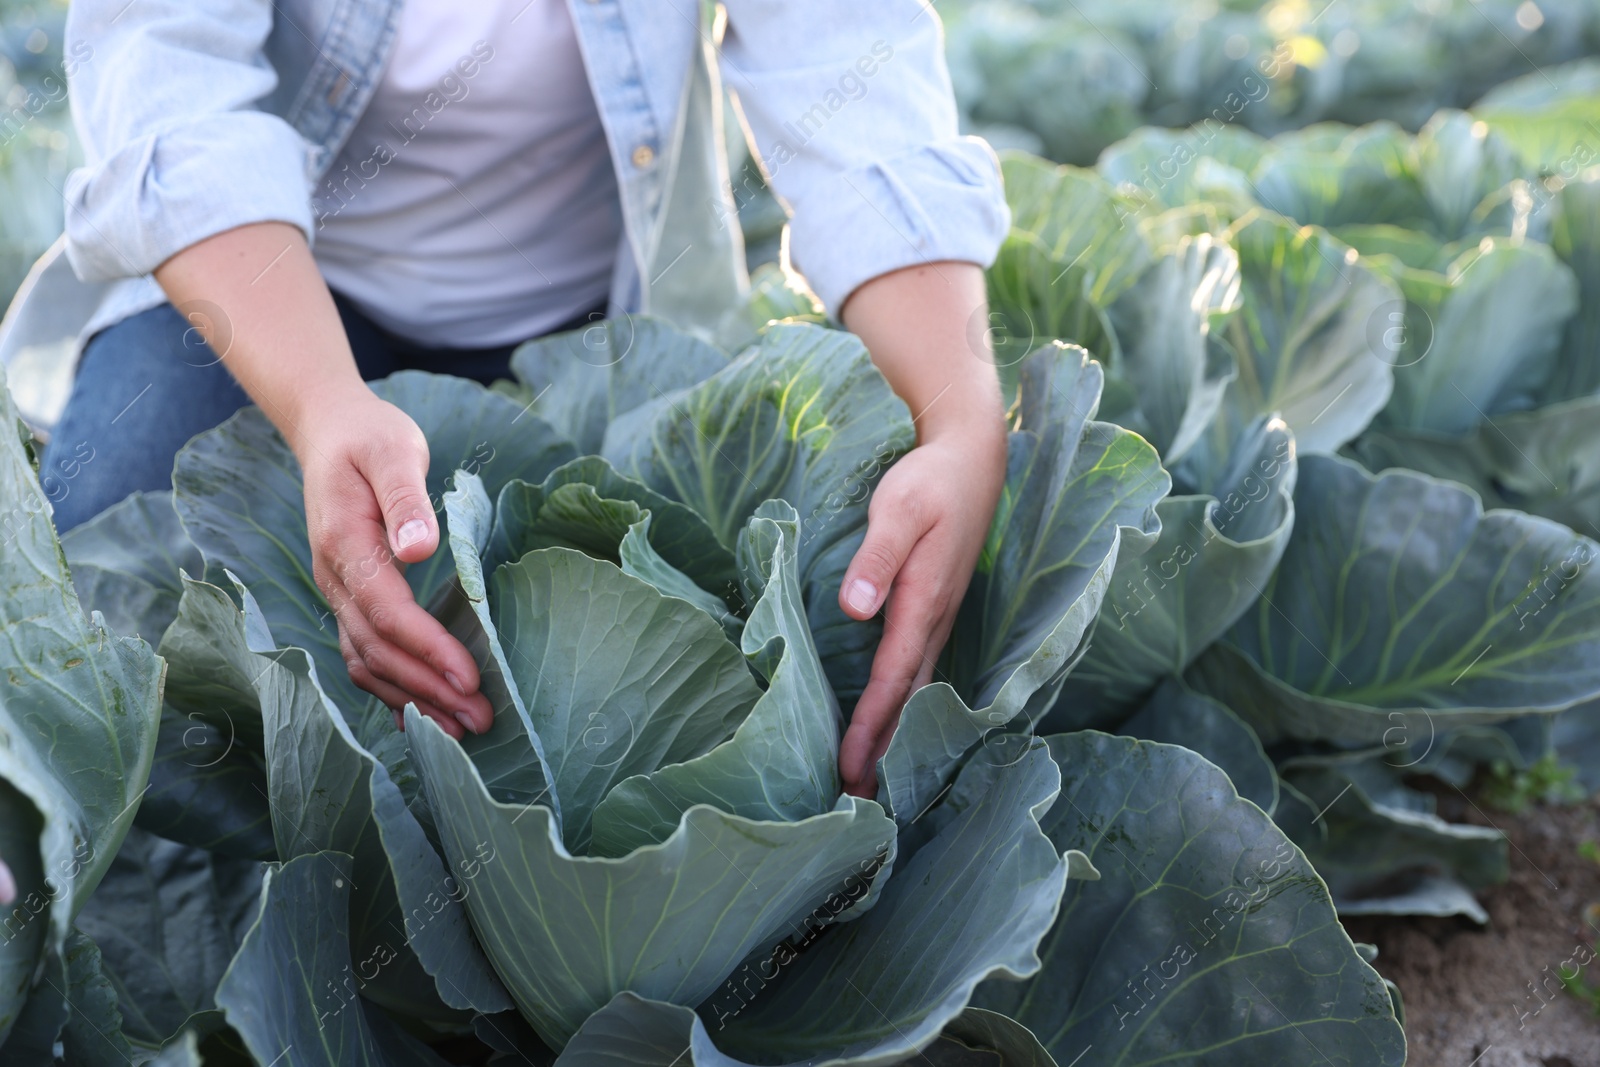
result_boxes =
[396,518,428,550]
[444,671,468,697]
[847,578,878,614]
[454,711,478,735]
[0,860,14,906]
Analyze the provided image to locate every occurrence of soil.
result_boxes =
[1343,792,1600,1067]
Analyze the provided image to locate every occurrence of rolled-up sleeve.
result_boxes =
[62,0,314,283]
[719,1,1009,317]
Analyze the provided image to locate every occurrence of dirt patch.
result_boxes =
[1343,793,1600,1067]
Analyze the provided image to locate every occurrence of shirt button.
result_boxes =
[631,143,656,168]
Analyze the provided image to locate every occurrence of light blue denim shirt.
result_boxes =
[0,0,1009,425]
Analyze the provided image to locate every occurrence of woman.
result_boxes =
[28,0,1009,802]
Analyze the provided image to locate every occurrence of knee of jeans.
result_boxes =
[35,429,154,533]
[81,302,243,379]
[43,485,103,534]
[39,304,256,531]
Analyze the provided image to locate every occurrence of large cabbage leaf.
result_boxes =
[1116,679,1279,814]
[1056,416,1296,719]
[164,572,510,1018]
[1412,109,1529,239]
[214,851,452,1067]
[1350,171,1600,538]
[0,364,163,1049]
[945,344,1166,724]
[1473,60,1600,172]
[437,474,556,810]
[1548,169,1600,393]
[1352,394,1600,542]
[408,708,895,1049]
[986,154,1151,376]
[509,316,729,456]
[1102,234,1241,462]
[35,925,209,1067]
[873,342,1166,823]
[64,496,274,859]
[60,490,199,643]
[1185,213,1397,480]
[1096,125,1269,215]
[1191,454,1600,743]
[555,737,1067,1066]
[1251,123,1431,232]
[1275,761,1507,923]
[72,826,262,1049]
[1372,240,1578,435]
[258,641,511,1018]
[972,732,1405,1066]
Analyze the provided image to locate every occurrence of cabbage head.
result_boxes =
[0,321,1404,1067]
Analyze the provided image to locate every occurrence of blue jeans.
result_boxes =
[42,290,602,531]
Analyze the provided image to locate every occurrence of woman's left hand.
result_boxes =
[836,261,1008,797]
[835,414,1006,797]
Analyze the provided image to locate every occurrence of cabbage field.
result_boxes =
[4,0,1600,1065]
[942,0,1600,163]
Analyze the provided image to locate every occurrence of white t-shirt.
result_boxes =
[311,0,621,347]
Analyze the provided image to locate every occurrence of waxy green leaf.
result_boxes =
[407,708,896,1050]
[591,502,837,852]
[215,852,452,1067]
[0,364,162,1047]
[1058,416,1295,718]
[1191,455,1600,743]
[974,733,1404,1066]
[947,344,1166,725]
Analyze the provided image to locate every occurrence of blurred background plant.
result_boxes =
[1568,839,1600,1015]
[941,0,1600,165]
[726,0,1600,275]
[0,0,73,312]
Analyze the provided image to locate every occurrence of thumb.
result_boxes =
[839,503,921,620]
[360,431,436,564]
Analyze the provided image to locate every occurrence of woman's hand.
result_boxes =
[153,222,492,740]
[836,413,1006,797]
[837,262,1008,797]
[290,387,494,740]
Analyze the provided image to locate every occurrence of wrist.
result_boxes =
[914,367,1007,451]
[280,373,377,461]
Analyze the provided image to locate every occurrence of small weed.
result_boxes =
[1480,755,1586,814]
[1566,840,1600,1016]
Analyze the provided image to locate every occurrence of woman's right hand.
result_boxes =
[289,386,493,740]
[151,223,493,740]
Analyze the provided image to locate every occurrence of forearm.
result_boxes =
[152,221,366,455]
[839,261,1006,449]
